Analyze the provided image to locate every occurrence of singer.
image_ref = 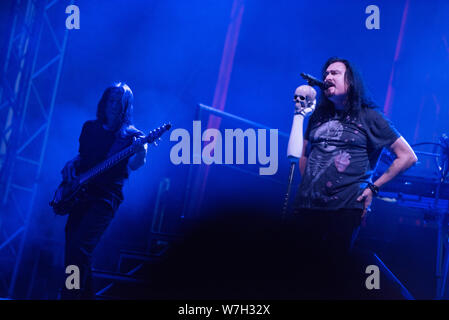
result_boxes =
[289,57,417,295]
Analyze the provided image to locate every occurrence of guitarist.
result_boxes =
[59,82,147,299]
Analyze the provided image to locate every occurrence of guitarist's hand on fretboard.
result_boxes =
[129,136,148,171]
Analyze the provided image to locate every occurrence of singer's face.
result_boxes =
[323,62,348,99]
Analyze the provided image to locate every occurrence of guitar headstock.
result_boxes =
[145,122,172,145]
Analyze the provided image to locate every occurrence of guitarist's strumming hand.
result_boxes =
[61,155,80,183]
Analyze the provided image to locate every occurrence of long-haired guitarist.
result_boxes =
[59,82,147,299]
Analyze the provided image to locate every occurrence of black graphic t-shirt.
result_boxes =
[77,120,137,203]
[295,108,400,210]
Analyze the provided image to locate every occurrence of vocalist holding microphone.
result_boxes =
[287,57,417,296]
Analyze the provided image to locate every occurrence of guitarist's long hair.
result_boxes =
[96,82,143,138]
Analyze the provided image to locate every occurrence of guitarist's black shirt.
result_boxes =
[77,120,137,205]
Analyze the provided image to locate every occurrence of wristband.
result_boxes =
[367,183,379,196]
[294,110,306,116]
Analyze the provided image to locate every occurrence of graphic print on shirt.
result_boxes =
[296,108,401,210]
[302,119,351,199]
[334,150,351,172]
[315,119,343,152]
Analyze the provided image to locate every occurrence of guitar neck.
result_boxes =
[79,142,139,185]
[77,123,170,185]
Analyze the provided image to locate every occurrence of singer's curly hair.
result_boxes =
[310,57,376,123]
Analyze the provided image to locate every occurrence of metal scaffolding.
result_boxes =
[0,0,69,298]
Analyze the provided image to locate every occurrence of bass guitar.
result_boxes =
[50,123,171,215]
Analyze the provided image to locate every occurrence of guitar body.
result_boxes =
[50,180,88,215]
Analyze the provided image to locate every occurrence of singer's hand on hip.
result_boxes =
[357,188,373,218]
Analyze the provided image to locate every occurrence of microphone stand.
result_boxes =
[281,156,298,221]
[435,136,449,299]
[282,79,318,220]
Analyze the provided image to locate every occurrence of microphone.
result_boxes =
[300,73,330,90]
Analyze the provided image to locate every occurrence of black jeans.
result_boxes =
[60,197,119,299]
[294,208,362,254]
[291,208,363,297]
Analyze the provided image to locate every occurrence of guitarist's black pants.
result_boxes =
[61,197,119,299]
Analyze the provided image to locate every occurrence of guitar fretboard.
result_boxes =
[77,123,170,185]
[79,141,141,185]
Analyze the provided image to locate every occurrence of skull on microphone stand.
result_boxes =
[293,85,317,116]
